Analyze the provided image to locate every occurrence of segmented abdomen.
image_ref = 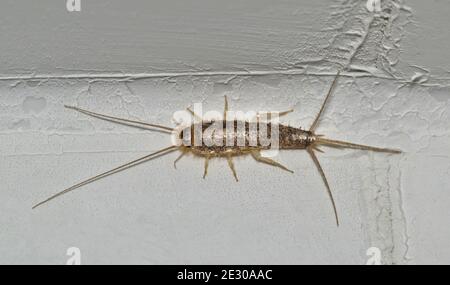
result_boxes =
[179,120,314,156]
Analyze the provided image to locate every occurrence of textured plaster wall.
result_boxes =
[0,0,449,264]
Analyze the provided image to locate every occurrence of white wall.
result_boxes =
[0,0,449,264]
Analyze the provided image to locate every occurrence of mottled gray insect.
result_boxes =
[33,71,401,226]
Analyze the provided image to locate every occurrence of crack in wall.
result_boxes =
[0,69,421,82]
[396,156,412,263]
[321,0,413,264]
